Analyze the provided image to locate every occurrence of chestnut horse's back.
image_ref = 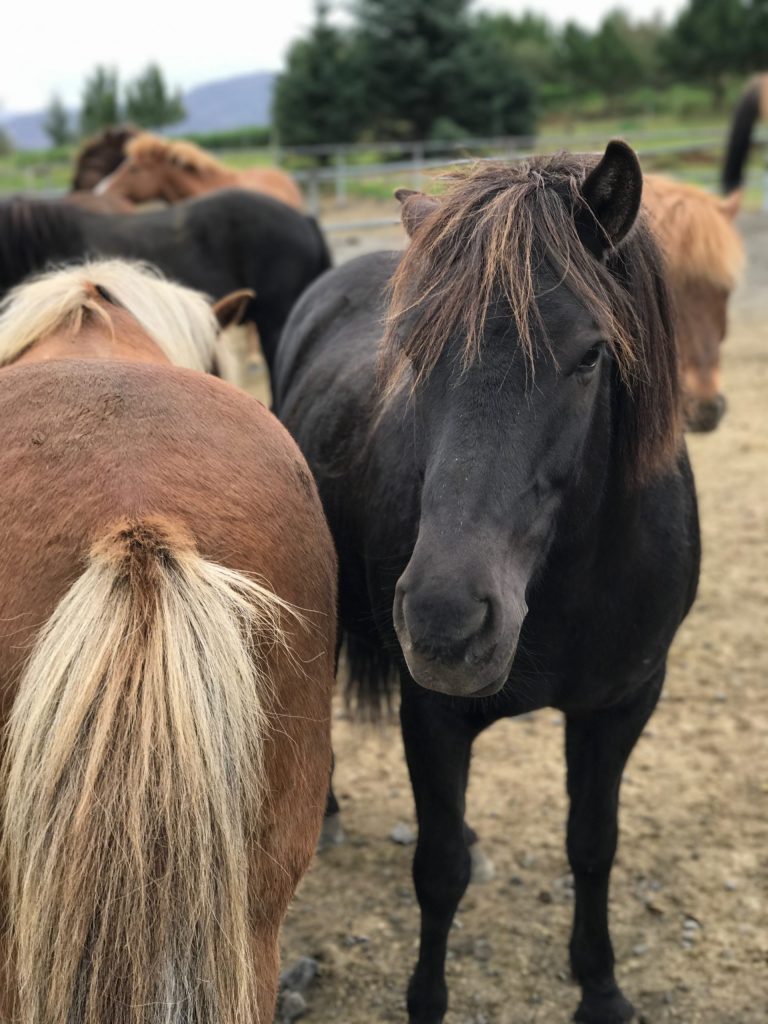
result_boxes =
[0,360,336,1024]
[243,166,305,210]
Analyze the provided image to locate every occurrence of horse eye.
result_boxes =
[578,344,604,371]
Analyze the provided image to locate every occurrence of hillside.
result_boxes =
[1,70,276,150]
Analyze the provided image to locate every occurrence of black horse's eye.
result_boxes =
[578,344,604,371]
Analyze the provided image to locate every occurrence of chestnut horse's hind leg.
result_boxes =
[401,682,483,1024]
[565,673,664,1024]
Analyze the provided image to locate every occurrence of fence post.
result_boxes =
[411,142,425,191]
[307,169,321,218]
[335,150,348,208]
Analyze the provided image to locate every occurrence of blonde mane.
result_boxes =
[642,174,745,290]
[127,132,226,177]
[0,260,219,371]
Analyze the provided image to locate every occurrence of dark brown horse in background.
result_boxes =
[65,124,139,213]
[71,124,139,191]
[722,73,768,192]
[0,260,337,1024]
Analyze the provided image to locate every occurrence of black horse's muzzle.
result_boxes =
[393,578,525,697]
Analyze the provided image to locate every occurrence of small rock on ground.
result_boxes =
[389,821,417,845]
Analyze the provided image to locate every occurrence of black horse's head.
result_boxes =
[385,143,681,698]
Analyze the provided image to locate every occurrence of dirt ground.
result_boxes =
[276,212,768,1024]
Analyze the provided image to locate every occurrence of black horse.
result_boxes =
[0,189,331,373]
[274,143,700,1024]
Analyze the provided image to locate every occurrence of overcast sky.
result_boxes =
[4,0,687,114]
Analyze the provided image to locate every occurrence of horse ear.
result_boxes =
[578,140,643,258]
[212,289,256,329]
[395,188,440,237]
[719,190,742,220]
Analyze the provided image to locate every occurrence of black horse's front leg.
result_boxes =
[565,674,663,1024]
[401,683,481,1024]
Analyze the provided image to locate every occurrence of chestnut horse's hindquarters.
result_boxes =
[2,515,297,1024]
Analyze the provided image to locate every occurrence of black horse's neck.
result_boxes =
[0,200,85,296]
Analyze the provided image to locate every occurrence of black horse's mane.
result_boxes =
[0,199,87,292]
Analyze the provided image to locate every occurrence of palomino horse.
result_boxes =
[96,132,305,210]
[643,174,744,431]
[275,143,700,1024]
[0,260,337,1024]
[722,73,768,193]
[0,191,331,377]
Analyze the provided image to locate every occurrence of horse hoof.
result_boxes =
[317,811,345,851]
[469,842,496,883]
[574,989,635,1023]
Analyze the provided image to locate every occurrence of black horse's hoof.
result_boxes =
[574,988,635,1024]
[469,841,496,883]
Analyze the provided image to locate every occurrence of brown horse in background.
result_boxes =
[96,132,305,209]
[66,124,139,212]
[643,174,744,431]
[0,260,336,1024]
[71,124,139,190]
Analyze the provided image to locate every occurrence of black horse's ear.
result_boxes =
[578,141,643,258]
[395,188,440,237]
[212,288,256,329]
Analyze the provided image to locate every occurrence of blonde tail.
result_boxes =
[3,516,295,1024]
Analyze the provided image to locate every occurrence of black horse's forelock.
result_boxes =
[381,154,682,485]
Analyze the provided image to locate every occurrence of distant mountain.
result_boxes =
[1,71,277,151]
[166,72,276,137]
[1,110,54,151]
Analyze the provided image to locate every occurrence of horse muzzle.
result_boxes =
[393,579,525,698]
[686,393,727,433]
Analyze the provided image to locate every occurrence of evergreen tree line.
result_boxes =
[44,64,185,146]
[273,0,768,147]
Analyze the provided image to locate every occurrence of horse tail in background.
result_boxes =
[722,75,763,193]
[2,515,295,1024]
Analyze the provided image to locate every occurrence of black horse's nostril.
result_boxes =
[399,588,492,661]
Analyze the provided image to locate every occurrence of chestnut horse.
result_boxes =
[0,261,336,1024]
[96,132,304,210]
[643,174,744,431]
